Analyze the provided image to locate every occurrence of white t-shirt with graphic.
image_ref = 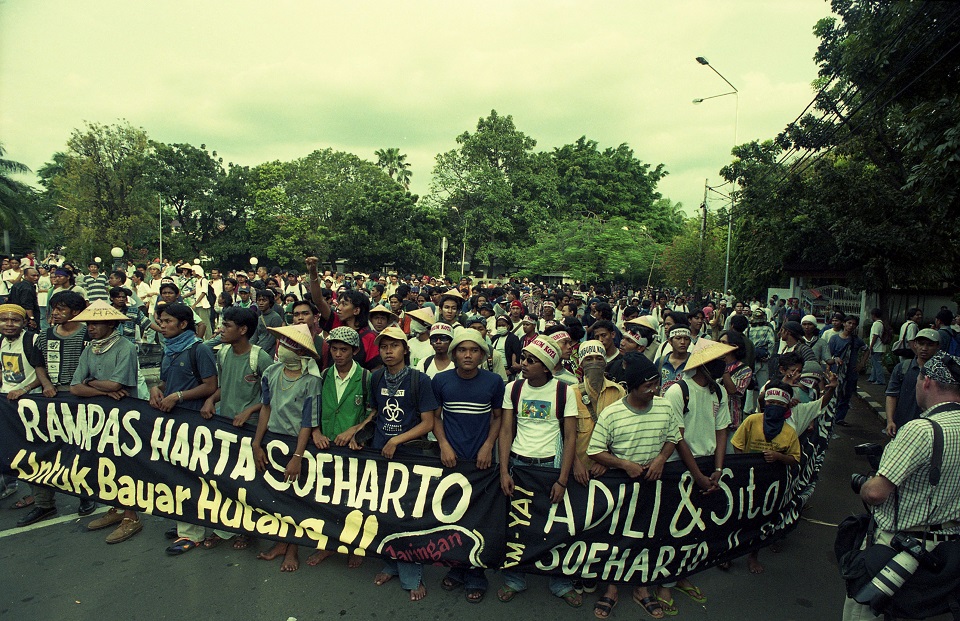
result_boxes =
[503,378,577,459]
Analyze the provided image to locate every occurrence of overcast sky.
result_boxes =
[0,0,833,218]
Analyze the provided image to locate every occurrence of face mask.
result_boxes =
[409,322,427,336]
[581,359,606,391]
[277,345,304,371]
[496,327,508,336]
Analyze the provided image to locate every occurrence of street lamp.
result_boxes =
[694,56,739,295]
[111,247,124,272]
[249,257,258,275]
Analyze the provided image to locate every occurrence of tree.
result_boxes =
[552,136,667,223]
[720,1,960,294]
[374,147,412,190]
[428,110,556,272]
[659,212,726,295]
[521,216,661,286]
[40,121,155,263]
[0,142,46,252]
[245,149,440,273]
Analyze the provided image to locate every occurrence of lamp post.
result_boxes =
[110,247,124,272]
[694,56,739,295]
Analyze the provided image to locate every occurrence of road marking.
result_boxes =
[0,506,108,540]
[856,390,885,420]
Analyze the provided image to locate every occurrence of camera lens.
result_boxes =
[850,473,869,494]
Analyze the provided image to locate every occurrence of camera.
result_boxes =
[854,532,942,612]
[850,443,885,494]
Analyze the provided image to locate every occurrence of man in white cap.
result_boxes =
[543,326,577,385]
[497,334,581,607]
[885,328,941,437]
[801,314,831,366]
[348,326,439,601]
[415,322,455,378]
[433,326,504,603]
[465,315,509,382]
[253,323,323,573]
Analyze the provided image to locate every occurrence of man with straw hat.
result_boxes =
[253,323,323,573]
[67,300,144,540]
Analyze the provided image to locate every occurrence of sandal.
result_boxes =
[13,495,34,509]
[676,583,707,604]
[0,483,18,501]
[465,588,485,603]
[202,534,226,549]
[634,594,664,619]
[441,575,464,591]
[560,590,583,608]
[497,585,520,603]
[165,537,198,556]
[594,596,618,619]
[657,597,678,617]
[233,534,253,550]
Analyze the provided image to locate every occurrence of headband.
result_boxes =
[669,328,692,340]
[0,304,26,319]
[764,387,792,406]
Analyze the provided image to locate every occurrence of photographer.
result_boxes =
[843,351,960,620]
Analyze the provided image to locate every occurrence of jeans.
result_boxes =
[835,374,857,424]
[501,456,575,597]
[868,352,886,385]
[446,567,488,591]
[381,558,423,591]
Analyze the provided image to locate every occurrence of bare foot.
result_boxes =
[374,572,394,586]
[347,553,364,568]
[257,542,288,561]
[306,549,335,566]
[410,582,427,601]
[233,534,253,550]
[280,545,299,572]
[748,553,764,574]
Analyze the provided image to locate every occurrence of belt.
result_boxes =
[510,452,555,466]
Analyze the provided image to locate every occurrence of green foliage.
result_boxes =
[374,147,412,190]
[246,149,440,273]
[520,216,660,285]
[659,211,725,294]
[42,121,155,263]
[721,0,960,294]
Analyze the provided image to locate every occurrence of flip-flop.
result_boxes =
[657,597,678,617]
[12,495,34,509]
[497,586,520,603]
[560,590,583,608]
[165,537,198,556]
[676,583,707,604]
[594,596,618,619]
[202,534,226,549]
[633,594,664,619]
[441,575,465,591]
[465,588,485,604]
[0,483,18,501]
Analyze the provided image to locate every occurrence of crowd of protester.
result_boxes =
[1,252,957,616]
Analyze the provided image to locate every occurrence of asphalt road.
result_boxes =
[0,391,923,621]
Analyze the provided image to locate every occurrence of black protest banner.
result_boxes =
[0,391,836,581]
[0,395,506,568]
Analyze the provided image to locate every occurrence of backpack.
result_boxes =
[216,343,263,378]
[941,328,960,357]
[509,378,568,435]
[677,379,722,415]
[880,320,893,346]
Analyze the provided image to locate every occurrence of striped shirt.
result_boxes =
[587,396,681,464]
[82,274,109,302]
[37,326,88,386]
[875,402,960,533]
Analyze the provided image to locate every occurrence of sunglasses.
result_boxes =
[520,354,541,364]
[430,336,452,343]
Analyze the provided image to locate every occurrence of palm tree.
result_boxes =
[374,147,412,190]
[0,142,32,230]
